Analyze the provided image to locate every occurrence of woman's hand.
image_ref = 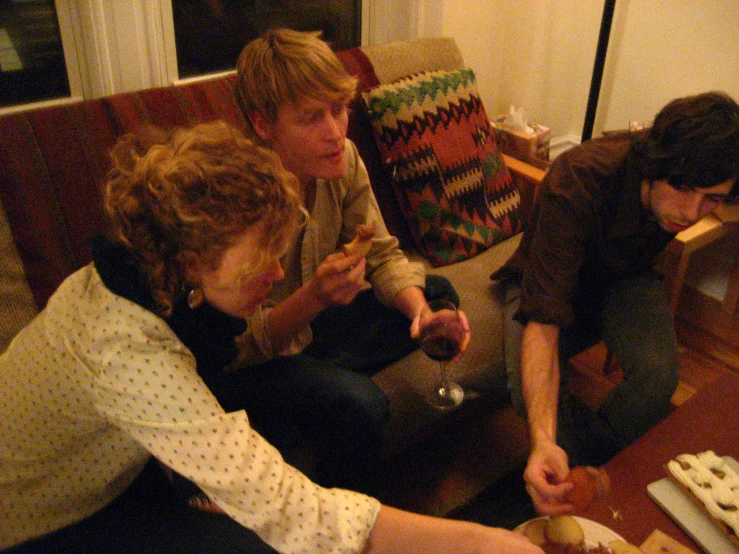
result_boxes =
[452,308,471,362]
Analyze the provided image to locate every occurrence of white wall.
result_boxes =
[596,0,739,135]
[432,0,739,141]
[430,2,505,119]
[434,0,602,140]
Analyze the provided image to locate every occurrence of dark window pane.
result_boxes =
[0,0,69,108]
[172,0,361,79]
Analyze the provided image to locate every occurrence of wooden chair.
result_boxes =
[659,203,739,315]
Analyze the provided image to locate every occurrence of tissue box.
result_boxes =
[492,115,551,169]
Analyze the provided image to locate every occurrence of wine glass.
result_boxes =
[419,299,464,410]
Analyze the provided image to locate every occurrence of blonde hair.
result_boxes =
[235,28,358,141]
[103,119,301,316]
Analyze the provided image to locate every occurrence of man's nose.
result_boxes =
[268,260,285,283]
[322,114,343,140]
[683,191,706,223]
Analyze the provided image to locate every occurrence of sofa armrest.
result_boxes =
[502,154,546,224]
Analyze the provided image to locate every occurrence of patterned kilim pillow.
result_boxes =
[362,67,522,266]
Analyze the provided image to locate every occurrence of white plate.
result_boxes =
[515,516,625,548]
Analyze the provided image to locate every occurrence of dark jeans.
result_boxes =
[503,276,679,466]
[205,275,458,495]
[2,459,277,554]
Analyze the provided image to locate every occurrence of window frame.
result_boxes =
[0,0,424,116]
[0,0,84,115]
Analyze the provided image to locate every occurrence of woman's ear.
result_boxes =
[248,112,273,142]
[181,251,202,283]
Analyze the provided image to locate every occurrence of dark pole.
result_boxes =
[582,0,616,142]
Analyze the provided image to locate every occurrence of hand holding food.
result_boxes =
[342,224,375,256]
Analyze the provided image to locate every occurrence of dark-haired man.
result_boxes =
[494,91,739,515]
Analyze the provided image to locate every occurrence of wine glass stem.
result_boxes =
[439,361,449,389]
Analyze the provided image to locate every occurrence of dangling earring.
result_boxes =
[187,286,204,309]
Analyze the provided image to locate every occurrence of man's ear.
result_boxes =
[248,112,273,142]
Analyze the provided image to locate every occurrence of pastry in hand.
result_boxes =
[342,224,375,256]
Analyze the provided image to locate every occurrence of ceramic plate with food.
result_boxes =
[515,515,633,553]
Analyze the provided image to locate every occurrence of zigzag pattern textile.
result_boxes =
[363,68,522,266]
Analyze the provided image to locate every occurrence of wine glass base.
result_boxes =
[427,382,464,410]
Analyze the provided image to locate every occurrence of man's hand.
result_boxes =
[523,440,574,515]
[453,309,471,361]
[410,307,471,362]
[309,252,366,308]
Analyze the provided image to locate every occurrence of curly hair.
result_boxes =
[632,91,739,202]
[103,120,301,316]
[235,27,358,142]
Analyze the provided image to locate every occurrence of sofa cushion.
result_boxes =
[0,198,38,354]
[361,67,523,266]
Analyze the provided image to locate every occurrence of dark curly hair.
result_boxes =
[632,91,739,203]
[103,120,301,316]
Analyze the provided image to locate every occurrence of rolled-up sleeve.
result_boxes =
[338,141,426,307]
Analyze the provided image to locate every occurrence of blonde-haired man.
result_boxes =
[193,28,469,496]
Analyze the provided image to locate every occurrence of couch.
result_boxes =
[0,37,545,461]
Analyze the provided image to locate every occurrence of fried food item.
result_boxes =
[608,539,645,554]
[342,224,375,256]
[522,518,548,547]
[564,466,611,510]
[545,515,585,547]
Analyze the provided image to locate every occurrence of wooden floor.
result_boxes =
[377,286,739,516]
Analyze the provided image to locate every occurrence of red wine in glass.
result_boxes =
[421,330,460,362]
[419,300,464,409]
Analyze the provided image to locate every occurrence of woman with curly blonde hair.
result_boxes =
[1,120,541,554]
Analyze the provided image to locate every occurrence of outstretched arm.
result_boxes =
[365,505,544,554]
[520,321,574,514]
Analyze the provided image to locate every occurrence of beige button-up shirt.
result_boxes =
[243,139,426,362]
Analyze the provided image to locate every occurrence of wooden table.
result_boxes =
[577,372,739,550]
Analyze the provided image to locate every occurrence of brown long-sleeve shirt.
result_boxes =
[492,131,673,327]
